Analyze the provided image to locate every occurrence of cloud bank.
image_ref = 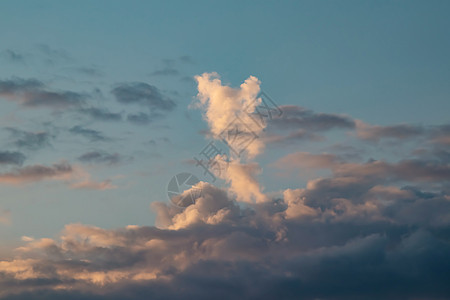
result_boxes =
[0,73,449,300]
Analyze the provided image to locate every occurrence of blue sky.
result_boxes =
[0,1,449,299]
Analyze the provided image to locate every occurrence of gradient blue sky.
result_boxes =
[0,1,449,299]
[0,0,448,247]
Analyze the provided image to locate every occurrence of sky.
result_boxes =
[0,1,449,299]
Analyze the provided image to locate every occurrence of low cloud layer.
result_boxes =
[0,177,449,299]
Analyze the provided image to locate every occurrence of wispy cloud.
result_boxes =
[69,126,110,142]
[78,107,122,122]
[5,128,53,151]
[77,151,128,165]
[112,82,176,112]
[0,78,86,108]
[0,151,26,166]
[0,162,72,185]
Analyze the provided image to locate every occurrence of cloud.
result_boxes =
[1,71,449,299]
[0,162,72,185]
[274,152,338,170]
[69,126,110,142]
[263,105,354,145]
[355,120,425,141]
[274,152,450,184]
[429,124,450,146]
[126,112,158,125]
[219,161,268,203]
[270,105,355,131]
[0,78,86,109]
[0,160,118,190]
[194,73,263,157]
[78,107,122,122]
[112,83,175,112]
[77,151,127,165]
[0,180,449,299]
[0,151,26,166]
[70,179,116,190]
[5,128,53,151]
[193,73,270,202]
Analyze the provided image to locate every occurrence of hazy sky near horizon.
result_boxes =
[0,1,449,299]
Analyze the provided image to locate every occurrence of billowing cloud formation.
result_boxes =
[222,161,268,203]
[195,72,263,158]
[0,177,449,299]
[0,78,85,108]
[193,73,269,203]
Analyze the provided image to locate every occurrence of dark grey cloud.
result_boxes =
[78,107,122,122]
[268,106,450,147]
[69,126,109,142]
[5,128,53,151]
[111,83,176,111]
[355,121,450,147]
[77,151,127,165]
[271,105,355,131]
[265,105,355,145]
[0,78,86,108]
[0,151,26,166]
